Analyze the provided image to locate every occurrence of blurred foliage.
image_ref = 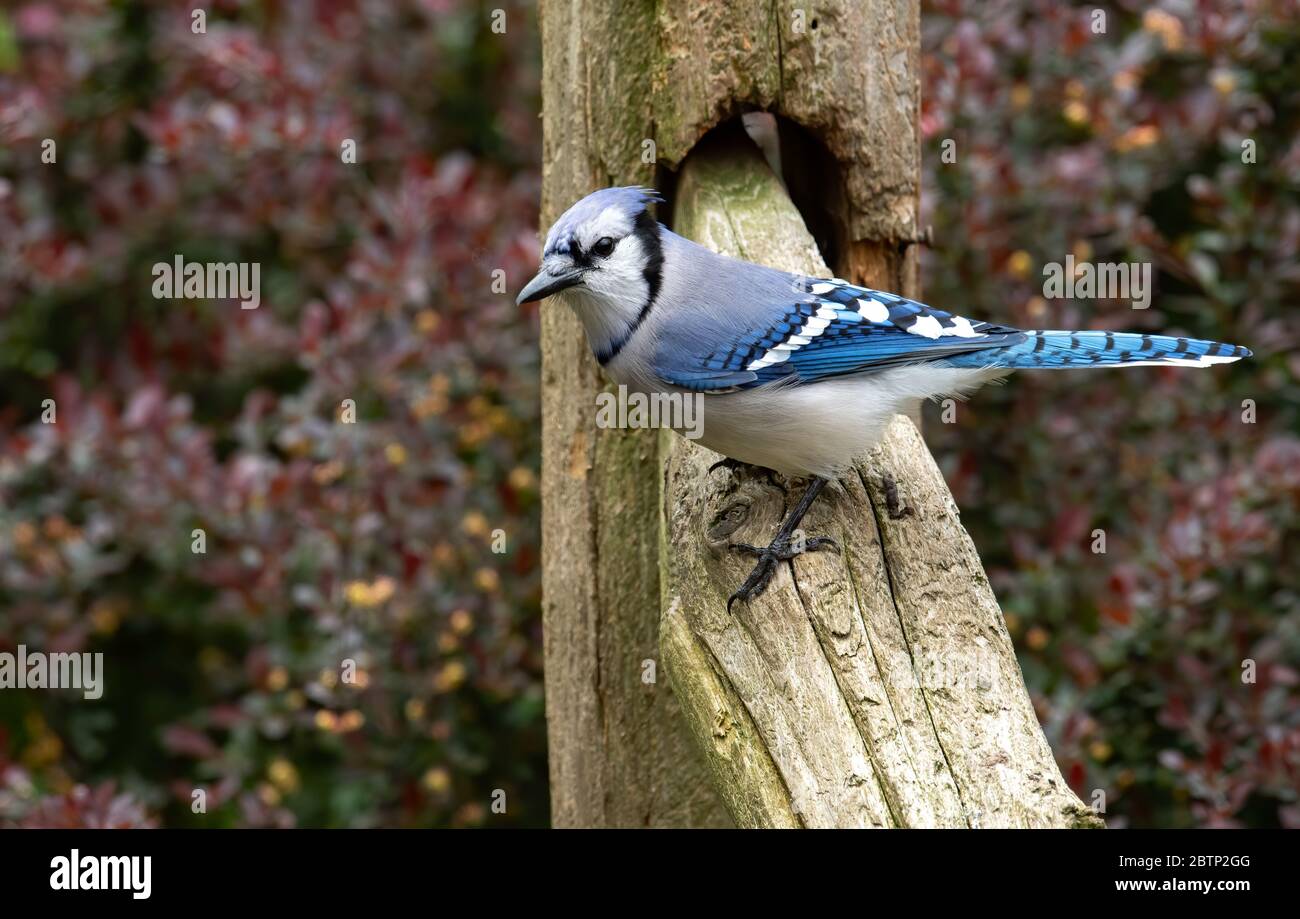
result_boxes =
[0,0,1295,829]
[921,0,1299,827]
[1,0,544,828]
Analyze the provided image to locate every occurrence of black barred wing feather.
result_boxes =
[653,279,1024,392]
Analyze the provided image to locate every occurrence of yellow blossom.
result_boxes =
[1114,124,1160,152]
[314,710,338,731]
[431,542,456,566]
[344,577,396,608]
[458,421,490,448]
[312,459,344,485]
[1089,741,1114,763]
[1142,9,1184,51]
[416,310,440,334]
[449,608,473,635]
[474,568,500,592]
[435,661,468,693]
[283,435,314,458]
[1006,250,1033,280]
[267,757,300,793]
[455,802,487,825]
[411,393,448,419]
[1112,69,1140,93]
[384,443,407,466]
[89,599,123,635]
[1063,100,1089,127]
[508,467,536,491]
[338,710,366,732]
[266,666,289,692]
[460,511,490,538]
[405,698,427,721]
[23,733,63,769]
[467,395,492,418]
[487,407,512,432]
[422,767,451,794]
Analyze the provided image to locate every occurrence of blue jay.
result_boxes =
[518,187,1251,607]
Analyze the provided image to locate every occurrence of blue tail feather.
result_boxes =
[944,330,1252,370]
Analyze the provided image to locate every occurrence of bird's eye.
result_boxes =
[592,237,616,258]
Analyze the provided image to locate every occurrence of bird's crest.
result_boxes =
[544,186,662,256]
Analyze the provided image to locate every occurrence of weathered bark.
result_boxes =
[661,139,1100,827]
[538,0,1101,828]
[537,0,730,828]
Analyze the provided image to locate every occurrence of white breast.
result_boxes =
[673,366,1009,477]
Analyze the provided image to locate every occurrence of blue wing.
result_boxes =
[653,279,1026,392]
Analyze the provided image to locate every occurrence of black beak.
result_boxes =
[516,266,584,305]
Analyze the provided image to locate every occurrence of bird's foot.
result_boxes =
[882,473,914,520]
[727,533,839,610]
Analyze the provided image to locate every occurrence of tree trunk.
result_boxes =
[536,0,731,829]
[538,0,1102,829]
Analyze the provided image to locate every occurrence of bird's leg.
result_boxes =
[882,473,914,520]
[727,476,839,610]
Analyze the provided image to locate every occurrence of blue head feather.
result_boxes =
[544,186,663,257]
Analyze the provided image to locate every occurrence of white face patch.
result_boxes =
[576,206,635,253]
[571,231,650,346]
[554,210,659,362]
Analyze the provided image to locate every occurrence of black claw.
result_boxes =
[727,533,839,610]
[708,457,747,476]
[728,554,780,610]
[725,476,835,612]
[803,536,841,553]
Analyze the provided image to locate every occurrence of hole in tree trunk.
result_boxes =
[658,113,851,274]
